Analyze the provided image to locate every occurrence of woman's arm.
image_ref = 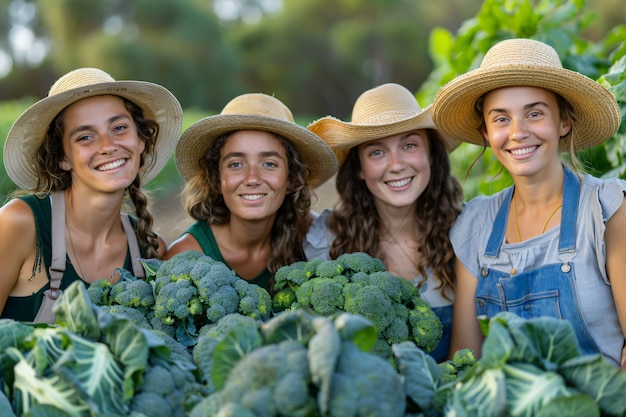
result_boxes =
[604,197,626,369]
[449,257,484,358]
[0,199,38,313]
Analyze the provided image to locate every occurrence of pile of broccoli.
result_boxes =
[0,281,208,417]
[88,250,272,348]
[272,252,443,359]
[189,309,407,417]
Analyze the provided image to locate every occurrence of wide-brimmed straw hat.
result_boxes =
[4,67,183,189]
[307,83,460,166]
[432,38,621,151]
[176,93,337,188]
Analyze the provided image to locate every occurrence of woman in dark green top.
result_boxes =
[166,93,337,294]
[0,68,182,323]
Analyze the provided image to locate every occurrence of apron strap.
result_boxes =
[33,192,145,323]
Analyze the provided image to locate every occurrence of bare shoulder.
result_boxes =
[164,233,201,260]
[0,198,36,241]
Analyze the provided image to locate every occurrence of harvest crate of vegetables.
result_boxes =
[0,251,625,416]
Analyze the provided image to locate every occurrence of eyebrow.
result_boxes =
[487,101,549,115]
[68,114,131,137]
[222,150,286,160]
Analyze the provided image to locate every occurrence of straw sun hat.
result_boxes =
[432,38,621,151]
[307,83,460,166]
[4,67,183,189]
[175,93,338,188]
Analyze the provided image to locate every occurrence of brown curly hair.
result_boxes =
[28,96,161,258]
[328,130,463,301]
[182,131,312,275]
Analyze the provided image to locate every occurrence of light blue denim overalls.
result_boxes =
[476,166,597,355]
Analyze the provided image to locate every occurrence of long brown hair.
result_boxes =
[183,131,312,274]
[328,130,463,301]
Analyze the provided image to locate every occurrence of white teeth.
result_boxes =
[387,178,412,187]
[98,159,126,171]
[510,146,537,156]
[241,194,265,201]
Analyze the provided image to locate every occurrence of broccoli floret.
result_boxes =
[437,360,458,384]
[452,348,477,367]
[87,278,113,306]
[437,349,478,386]
[146,311,176,338]
[272,287,297,313]
[133,360,204,417]
[408,296,443,353]
[149,329,194,364]
[130,392,173,417]
[110,279,155,311]
[233,280,272,321]
[382,317,410,344]
[205,263,239,288]
[343,285,392,333]
[336,252,386,274]
[98,305,152,330]
[331,342,405,417]
[303,258,323,278]
[274,261,308,291]
[304,278,345,316]
[368,271,405,302]
[205,285,240,322]
[154,280,202,324]
[315,259,344,279]
[208,340,312,416]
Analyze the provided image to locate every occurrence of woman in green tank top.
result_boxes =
[0,68,182,322]
[166,93,337,294]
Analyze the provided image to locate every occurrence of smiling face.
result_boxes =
[357,130,431,211]
[481,86,571,178]
[59,95,145,193]
[218,130,290,223]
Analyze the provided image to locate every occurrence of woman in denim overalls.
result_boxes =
[432,39,626,368]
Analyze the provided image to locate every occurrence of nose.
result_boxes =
[243,165,261,185]
[98,133,118,153]
[387,150,406,172]
[509,117,529,141]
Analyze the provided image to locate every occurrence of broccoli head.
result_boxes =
[336,251,386,275]
[154,280,202,324]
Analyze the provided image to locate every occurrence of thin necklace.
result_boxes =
[512,193,562,243]
[381,212,412,243]
[66,211,88,280]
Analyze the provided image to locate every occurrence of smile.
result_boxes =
[97,158,127,171]
[510,146,537,156]
[386,177,413,187]
[241,194,266,201]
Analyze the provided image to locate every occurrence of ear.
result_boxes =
[59,157,72,172]
[559,117,572,138]
[358,168,365,180]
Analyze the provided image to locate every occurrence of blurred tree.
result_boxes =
[229,0,483,118]
[35,0,240,110]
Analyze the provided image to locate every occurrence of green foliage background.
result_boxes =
[1,0,625,208]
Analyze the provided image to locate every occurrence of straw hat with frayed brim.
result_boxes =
[4,67,183,189]
[307,83,460,167]
[176,93,337,188]
[432,38,621,151]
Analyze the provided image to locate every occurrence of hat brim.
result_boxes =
[432,66,621,151]
[4,80,183,189]
[176,114,338,188]
[307,105,460,166]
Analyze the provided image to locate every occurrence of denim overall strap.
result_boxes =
[557,166,580,267]
[482,165,579,261]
